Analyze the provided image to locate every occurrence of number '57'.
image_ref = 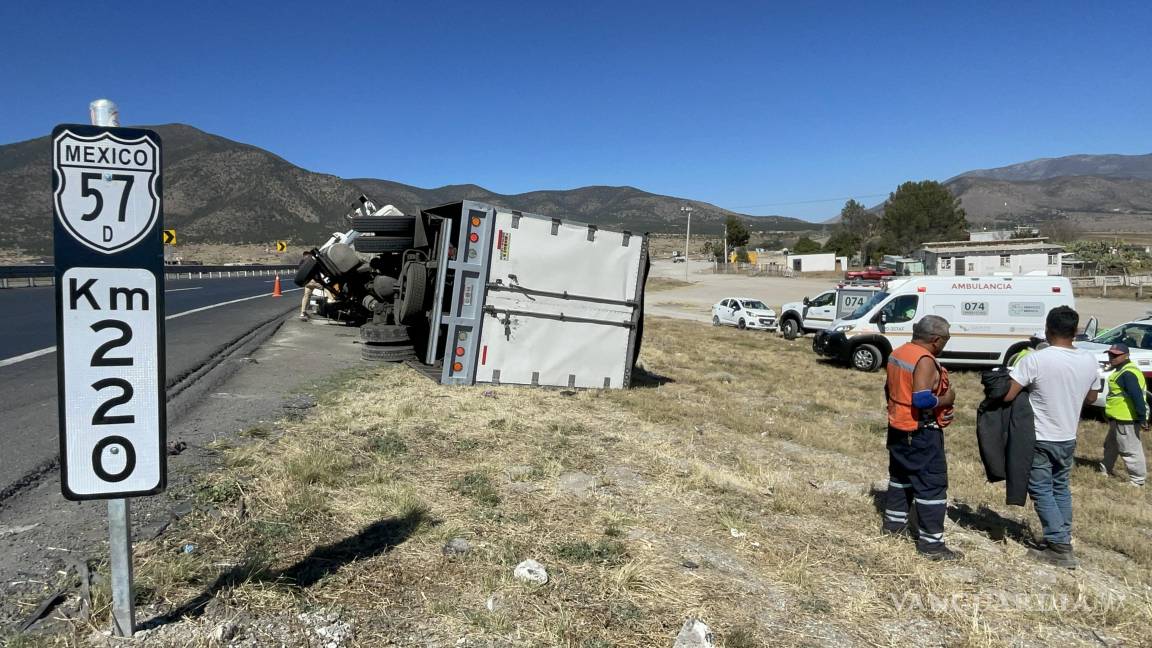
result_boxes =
[79,172,134,222]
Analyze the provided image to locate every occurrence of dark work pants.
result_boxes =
[884,425,949,551]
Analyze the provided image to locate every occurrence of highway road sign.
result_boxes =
[275,240,287,252]
[162,229,176,245]
[52,124,166,500]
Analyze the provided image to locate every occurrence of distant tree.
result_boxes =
[792,236,823,254]
[701,240,714,255]
[841,199,878,238]
[725,215,751,249]
[736,248,751,263]
[839,198,879,261]
[823,229,860,257]
[880,181,968,255]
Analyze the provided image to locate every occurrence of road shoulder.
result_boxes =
[0,316,362,630]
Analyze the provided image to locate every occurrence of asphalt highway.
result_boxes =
[0,275,300,498]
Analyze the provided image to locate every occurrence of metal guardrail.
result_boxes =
[0,264,296,288]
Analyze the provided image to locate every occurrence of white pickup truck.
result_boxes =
[778,285,882,340]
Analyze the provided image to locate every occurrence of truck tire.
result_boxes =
[781,318,799,340]
[738,318,747,330]
[361,343,416,362]
[294,256,319,287]
[397,262,427,324]
[360,323,409,344]
[355,236,414,254]
[851,343,883,372]
[349,215,416,235]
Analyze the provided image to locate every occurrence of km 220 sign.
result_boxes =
[52,125,166,500]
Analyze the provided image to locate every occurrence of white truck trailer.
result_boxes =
[297,199,650,389]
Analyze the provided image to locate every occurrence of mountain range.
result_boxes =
[3,124,1151,252]
[0,124,809,252]
[942,153,1152,230]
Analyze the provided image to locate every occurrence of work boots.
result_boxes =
[917,545,964,562]
[1028,542,1079,569]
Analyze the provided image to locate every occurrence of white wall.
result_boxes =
[785,253,843,272]
[969,230,1013,242]
[935,252,1062,276]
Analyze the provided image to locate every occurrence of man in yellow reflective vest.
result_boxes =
[1008,330,1049,368]
[882,315,960,560]
[1101,343,1148,486]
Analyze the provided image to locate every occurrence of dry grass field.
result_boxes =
[9,318,1152,647]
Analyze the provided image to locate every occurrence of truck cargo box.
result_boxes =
[422,201,648,389]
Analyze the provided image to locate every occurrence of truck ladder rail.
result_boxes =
[483,305,636,329]
[486,282,638,307]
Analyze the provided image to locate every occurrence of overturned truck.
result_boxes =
[295,199,650,389]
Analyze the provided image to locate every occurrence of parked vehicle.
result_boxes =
[844,266,896,281]
[813,275,1079,372]
[712,297,778,330]
[880,255,925,276]
[1075,316,1150,408]
[778,284,883,340]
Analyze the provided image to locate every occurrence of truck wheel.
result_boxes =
[362,343,416,362]
[354,236,414,254]
[781,318,799,340]
[349,215,416,235]
[852,344,883,372]
[738,318,747,330]
[294,256,319,287]
[360,323,410,344]
[397,262,428,324]
[712,315,721,326]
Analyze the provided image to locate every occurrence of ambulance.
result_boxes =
[813,275,1081,372]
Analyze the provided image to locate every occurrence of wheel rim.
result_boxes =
[854,348,874,369]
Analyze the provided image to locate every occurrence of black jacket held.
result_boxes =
[977,368,1036,506]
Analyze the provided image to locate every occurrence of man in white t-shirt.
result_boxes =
[1005,306,1100,569]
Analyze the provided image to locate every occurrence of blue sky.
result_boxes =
[2,1,1149,221]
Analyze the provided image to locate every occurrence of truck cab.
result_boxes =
[778,285,881,340]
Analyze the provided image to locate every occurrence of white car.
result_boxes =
[1075,317,1152,408]
[712,297,778,331]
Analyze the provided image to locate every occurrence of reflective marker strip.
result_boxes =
[481,345,488,365]
[0,288,302,368]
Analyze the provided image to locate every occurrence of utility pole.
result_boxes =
[680,205,693,282]
[723,221,729,272]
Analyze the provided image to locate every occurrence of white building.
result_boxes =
[784,253,849,273]
[919,238,1064,276]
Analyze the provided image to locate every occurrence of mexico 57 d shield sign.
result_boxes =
[53,124,166,500]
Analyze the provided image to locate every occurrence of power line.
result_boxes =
[728,193,889,209]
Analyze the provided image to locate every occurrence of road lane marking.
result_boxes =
[165,287,203,293]
[0,288,302,368]
[164,288,301,321]
[0,347,56,368]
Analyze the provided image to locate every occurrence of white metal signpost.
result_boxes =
[53,101,164,637]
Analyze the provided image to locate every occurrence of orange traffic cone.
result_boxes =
[272,275,283,297]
